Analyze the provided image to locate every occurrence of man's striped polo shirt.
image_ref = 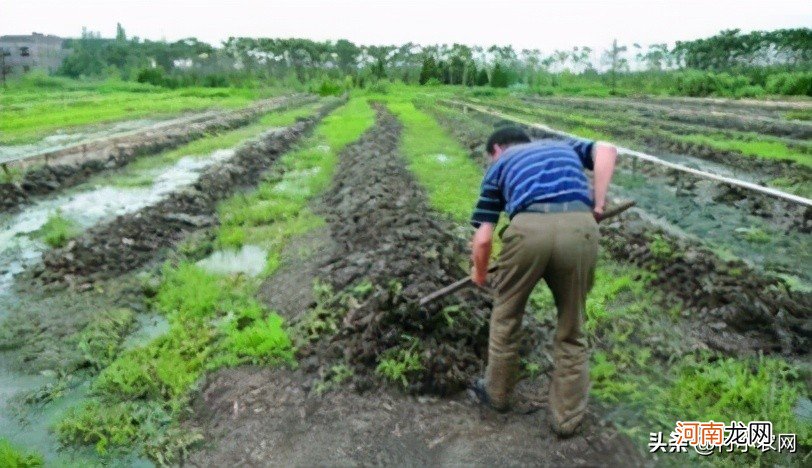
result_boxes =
[471,138,595,228]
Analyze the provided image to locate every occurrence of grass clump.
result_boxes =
[34,211,80,248]
[385,97,482,222]
[0,439,43,467]
[376,338,424,388]
[76,308,136,371]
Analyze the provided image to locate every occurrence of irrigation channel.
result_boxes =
[0,97,340,465]
[441,99,812,290]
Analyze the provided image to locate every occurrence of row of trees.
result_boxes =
[55,26,812,96]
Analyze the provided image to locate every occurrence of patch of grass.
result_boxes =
[0,438,43,467]
[376,338,424,388]
[0,75,281,145]
[33,210,80,248]
[76,308,136,371]
[385,98,483,222]
[784,110,811,121]
[676,132,812,169]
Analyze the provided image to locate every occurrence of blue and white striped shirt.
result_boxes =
[471,138,595,228]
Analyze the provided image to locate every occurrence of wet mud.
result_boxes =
[187,367,643,467]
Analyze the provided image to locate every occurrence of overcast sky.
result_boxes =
[3,0,810,53]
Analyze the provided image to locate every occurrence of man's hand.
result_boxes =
[592,204,604,223]
[471,266,488,287]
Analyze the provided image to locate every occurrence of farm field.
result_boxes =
[0,84,809,467]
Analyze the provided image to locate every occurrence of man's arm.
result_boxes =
[591,141,617,219]
[471,222,494,286]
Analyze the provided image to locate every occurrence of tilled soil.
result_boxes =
[187,106,645,466]
[0,95,313,214]
[299,105,503,395]
[430,104,811,356]
[36,99,343,286]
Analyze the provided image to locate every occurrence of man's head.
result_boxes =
[485,126,531,160]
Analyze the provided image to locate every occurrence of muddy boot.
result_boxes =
[469,378,510,412]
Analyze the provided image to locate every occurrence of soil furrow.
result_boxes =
[35,99,343,286]
[0,94,314,214]
[298,104,499,394]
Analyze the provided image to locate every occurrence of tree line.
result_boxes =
[51,25,812,96]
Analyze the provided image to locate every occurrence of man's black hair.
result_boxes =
[485,126,531,155]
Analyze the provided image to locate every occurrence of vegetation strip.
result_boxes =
[414,99,810,461]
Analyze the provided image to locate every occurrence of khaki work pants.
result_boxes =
[485,211,598,433]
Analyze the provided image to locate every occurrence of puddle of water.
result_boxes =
[0,149,235,296]
[121,313,171,350]
[434,154,451,164]
[197,245,269,277]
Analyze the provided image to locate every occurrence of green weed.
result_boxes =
[76,308,135,371]
[0,438,43,467]
[34,211,80,248]
[314,364,354,394]
[376,342,424,388]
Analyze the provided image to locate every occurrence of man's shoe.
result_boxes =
[468,378,509,412]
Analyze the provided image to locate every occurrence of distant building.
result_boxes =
[0,33,66,75]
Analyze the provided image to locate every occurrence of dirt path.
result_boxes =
[186,105,646,466]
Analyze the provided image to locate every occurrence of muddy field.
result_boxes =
[0,91,809,466]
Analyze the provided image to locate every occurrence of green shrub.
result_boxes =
[34,211,79,248]
[0,439,43,467]
[312,78,343,96]
[765,72,812,96]
[135,67,166,87]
